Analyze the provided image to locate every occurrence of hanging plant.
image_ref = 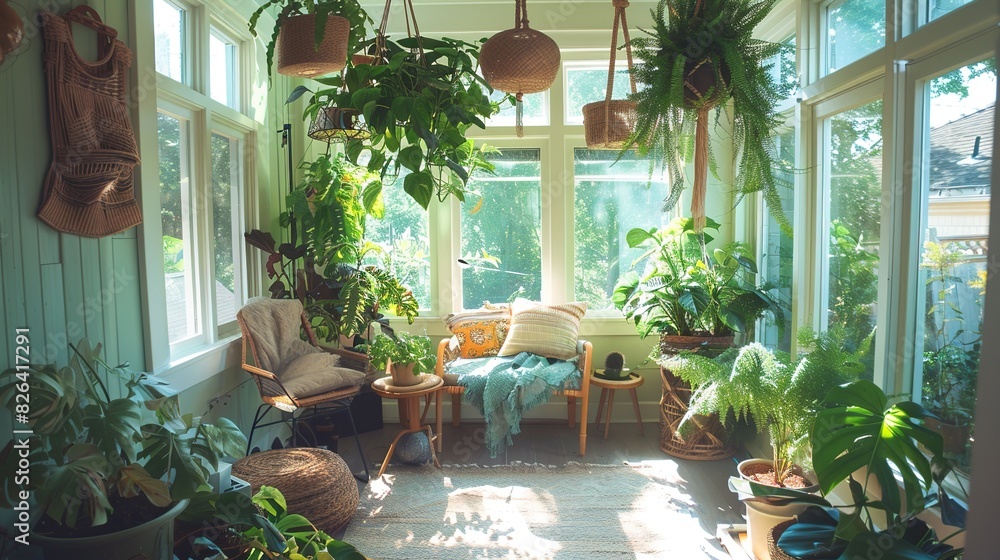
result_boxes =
[249,0,372,79]
[625,0,791,233]
[293,35,505,209]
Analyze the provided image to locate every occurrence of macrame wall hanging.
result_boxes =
[582,0,637,149]
[479,0,560,137]
[37,6,141,237]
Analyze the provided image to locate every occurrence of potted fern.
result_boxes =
[0,340,246,560]
[249,0,372,78]
[664,331,864,560]
[625,0,790,233]
[363,332,436,387]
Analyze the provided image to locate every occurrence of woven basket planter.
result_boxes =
[658,334,736,461]
[583,99,637,149]
[767,519,799,560]
[233,448,359,533]
[276,13,350,78]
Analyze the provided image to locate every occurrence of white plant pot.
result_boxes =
[737,459,818,560]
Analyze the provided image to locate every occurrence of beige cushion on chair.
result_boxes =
[498,300,587,360]
[279,353,364,400]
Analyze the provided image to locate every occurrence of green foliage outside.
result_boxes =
[461,149,542,308]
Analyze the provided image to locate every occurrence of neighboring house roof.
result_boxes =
[165,272,237,343]
[929,102,993,197]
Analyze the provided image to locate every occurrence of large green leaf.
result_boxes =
[197,417,248,462]
[116,463,171,506]
[812,380,942,518]
[82,396,141,463]
[138,422,210,500]
[36,444,112,528]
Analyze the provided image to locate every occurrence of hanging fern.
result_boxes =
[625,0,792,235]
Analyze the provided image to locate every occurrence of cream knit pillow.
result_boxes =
[497,300,587,360]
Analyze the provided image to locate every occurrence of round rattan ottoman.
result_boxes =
[233,447,359,533]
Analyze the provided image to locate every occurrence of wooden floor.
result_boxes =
[334,417,748,548]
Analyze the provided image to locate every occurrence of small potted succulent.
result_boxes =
[364,332,436,387]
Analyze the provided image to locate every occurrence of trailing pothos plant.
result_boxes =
[625,0,791,233]
[248,0,372,79]
[361,332,436,374]
[0,340,247,534]
[245,153,418,344]
[612,216,783,338]
[733,380,967,559]
[288,35,507,208]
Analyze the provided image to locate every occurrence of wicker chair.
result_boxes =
[236,297,371,481]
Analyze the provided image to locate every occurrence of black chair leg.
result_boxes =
[246,403,272,456]
[344,406,370,483]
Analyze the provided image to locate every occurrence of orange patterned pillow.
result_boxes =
[443,306,510,358]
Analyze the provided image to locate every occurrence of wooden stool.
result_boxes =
[592,372,644,439]
[371,374,443,479]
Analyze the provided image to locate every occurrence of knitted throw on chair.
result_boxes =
[452,352,579,457]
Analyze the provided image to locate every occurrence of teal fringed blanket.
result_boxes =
[451,352,580,457]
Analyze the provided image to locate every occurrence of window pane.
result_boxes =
[159,112,200,343]
[565,65,634,125]
[461,149,542,308]
[826,100,883,377]
[210,29,238,109]
[765,36,797,100]
[573,149,669,311]
[760,128,795,352]
[916,59,995,471]
[925,0,973,25]
[211,132,240,327]
[365,169,432,310]
[826,0,884,73]
[153,0,185,82]
[486,90,547,127]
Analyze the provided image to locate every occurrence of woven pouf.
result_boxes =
[232,447,359,533]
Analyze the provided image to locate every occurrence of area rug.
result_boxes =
[343,462,734,559]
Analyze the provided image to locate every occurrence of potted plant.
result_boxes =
[920,240,978,454]
[613,215,782,460]
[249,0,372,78]
[664,331,863,559]
[306,35,505,208]
[245,153,419,345]
[613,216,782,346]
[363,332,436,387]
[759,380,966,559]
[0,340,247,560]
[625,0,790,233]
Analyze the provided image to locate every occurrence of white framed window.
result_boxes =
[486,89,548,128]
[572,147,670,313]
[148,1,255,365]
[823,0,885,74]
[209,26,240,110]
[153,0,188,84]
[563,61,635,126]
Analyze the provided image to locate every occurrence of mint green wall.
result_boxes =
[0,0,146,385]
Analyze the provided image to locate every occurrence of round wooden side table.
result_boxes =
[591,371,644,439]
[371,374,444,478]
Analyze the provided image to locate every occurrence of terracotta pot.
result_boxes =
[389,362,421,387]
[737,459,818,560]
[276,13,350,78]
[925,417,971,454]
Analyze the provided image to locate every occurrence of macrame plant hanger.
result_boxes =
[375,0,424,65]
[582,0,637,149]
[479,0,560,137]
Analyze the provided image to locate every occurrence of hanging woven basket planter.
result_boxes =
[480,0,560,137]
[308,106,370,142]
[276,13,350,78]
[582,0,637,149]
